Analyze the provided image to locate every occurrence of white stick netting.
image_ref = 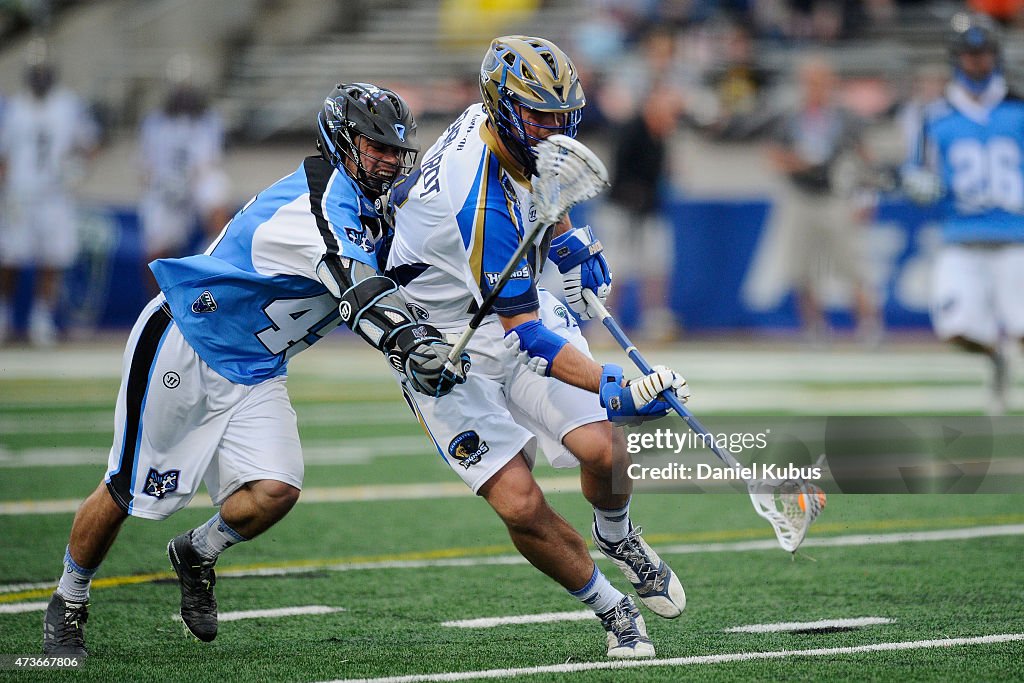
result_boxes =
[532,134,610,225]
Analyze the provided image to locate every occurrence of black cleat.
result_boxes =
[42,592,88,656]
[168,532,218,642]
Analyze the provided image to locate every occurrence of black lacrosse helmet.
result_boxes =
[317,82,418,200]
[948,12,1002,91]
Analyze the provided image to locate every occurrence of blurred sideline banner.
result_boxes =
[668,196,940,330]
[12,198,941,332]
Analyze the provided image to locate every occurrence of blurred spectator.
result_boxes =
[766,53,880,344]
[138,57,229,290]
[897,63,949,159]
[968,0,1024,25]
[597,85,684,342]
[695,22,779,140]
[0,42,98,346]
[598,24,692,124]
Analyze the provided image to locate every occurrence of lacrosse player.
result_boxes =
[137,74,229,266]
[384,36,688,659]
[43,83,470,655]
[0,47,99,346]
[902,13,1024,414]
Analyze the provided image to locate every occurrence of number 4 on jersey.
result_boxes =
[256,293,341,359]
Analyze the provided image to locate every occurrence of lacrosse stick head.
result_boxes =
[747,478,826,553]
[532,134,610,225]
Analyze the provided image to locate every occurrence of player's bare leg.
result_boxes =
[29,266,62,347]
[950,335,1008,415]
[0,266,20,344]
[565,421,686,619]
[44,483,128,655]
[169,479,299,642]
[479,454,653,658]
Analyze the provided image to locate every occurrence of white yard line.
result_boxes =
[0,476,582,515]
[4,523,1021,595]
[442,611,595,628]
[724,617,895,633]
[323,633,1024,683]
[174,605,344,623]
[0,601,49,614]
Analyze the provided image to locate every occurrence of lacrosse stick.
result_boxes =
[445,134,610,368]
[582,289,826,553]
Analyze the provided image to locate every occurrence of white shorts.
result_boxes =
[104,297,303,520]
[399,290,607,493]
[0,194,78,267]
[139,194,196,256]
[774,187,866,289]
[930,243,1024,346]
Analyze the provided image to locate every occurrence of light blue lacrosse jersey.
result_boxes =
[150,156,381,384]
[910,77,1024,243]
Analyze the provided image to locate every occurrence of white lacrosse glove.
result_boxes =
[902,167,943,205]
[547,225,612,320]
[600,363,690,423]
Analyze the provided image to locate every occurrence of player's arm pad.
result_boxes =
[503,318,568,377]
[317,256,409,351]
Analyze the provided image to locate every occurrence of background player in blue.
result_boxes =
[42,83,469,655]
[903,13,1024,414]
[386,37,688,659]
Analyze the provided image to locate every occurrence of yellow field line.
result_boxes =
[4,512,1023,605]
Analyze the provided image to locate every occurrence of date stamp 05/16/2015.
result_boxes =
[0,655,85,670]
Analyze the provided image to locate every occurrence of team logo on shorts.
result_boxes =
[191,290,218,314]
[448,431,489,469]
[407,302,430,321]
[143,468,180,499]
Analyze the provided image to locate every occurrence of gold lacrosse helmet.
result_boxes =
[479,35,585,174]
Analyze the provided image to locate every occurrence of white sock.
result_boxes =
[190,513,247,562]
[594,499,631,543]
[569,565,624,616]
[56,547,97,604]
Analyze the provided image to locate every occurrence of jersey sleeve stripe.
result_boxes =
[468,153,493,286]
[303,156,341,256]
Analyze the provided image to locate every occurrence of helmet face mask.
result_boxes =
[480,36,585,175]
[317,83,418,200]
[949,12,1002,93]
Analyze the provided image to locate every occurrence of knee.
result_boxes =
[496,487,550,536]
[250,480,300,516]
[570,422,617,476]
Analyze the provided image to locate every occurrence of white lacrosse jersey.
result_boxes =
[385,103,547,331]
[0,87,97,199]
[139,109,224,209]
[150,156,382,385]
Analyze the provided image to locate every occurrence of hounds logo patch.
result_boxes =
[143,468,180,499]
[448,431,489,469]
[191,290,218,314]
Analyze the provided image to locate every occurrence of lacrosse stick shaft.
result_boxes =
[582,290,742,469]
[446,218,554,363]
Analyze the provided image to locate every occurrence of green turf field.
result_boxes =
[1,343,1023,682]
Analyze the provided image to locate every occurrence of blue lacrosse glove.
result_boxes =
[548,225,612,320]
[503,318,569,377]
[599,363,689,424]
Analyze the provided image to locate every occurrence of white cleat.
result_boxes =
[593,522,686,619]
[599,595,655,659]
